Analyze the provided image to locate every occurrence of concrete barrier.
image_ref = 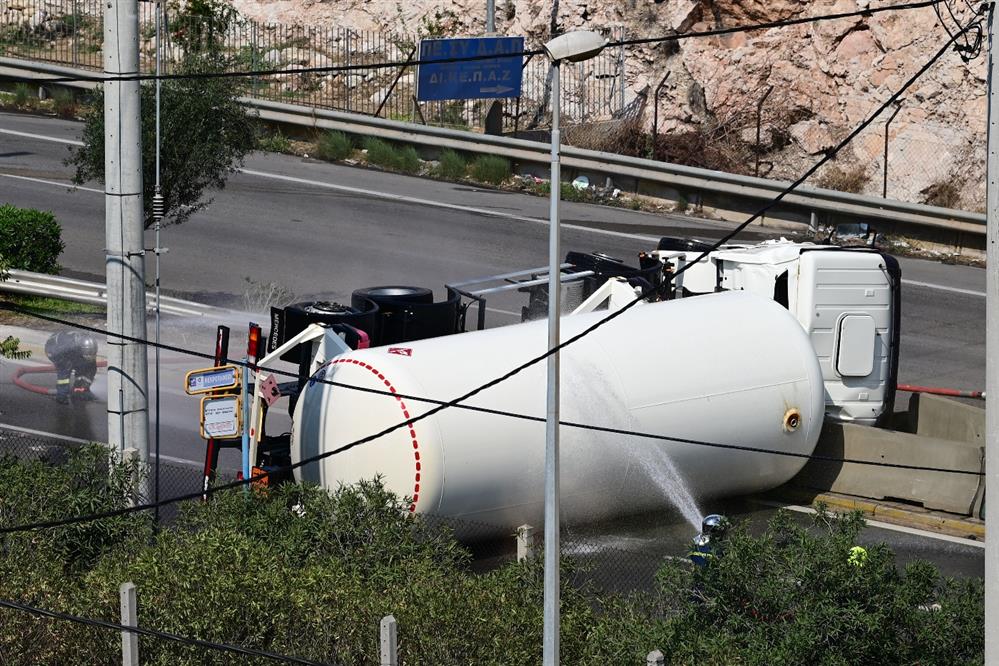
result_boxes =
[791,418,985,516]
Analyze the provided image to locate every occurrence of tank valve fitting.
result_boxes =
[783,408,801,433]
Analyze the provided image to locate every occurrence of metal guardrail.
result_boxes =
[1,269,216,317]
[0,56,986,238]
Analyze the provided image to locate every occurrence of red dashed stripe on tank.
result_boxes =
[329,358,422,512]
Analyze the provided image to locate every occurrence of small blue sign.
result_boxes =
[417,36,524,102]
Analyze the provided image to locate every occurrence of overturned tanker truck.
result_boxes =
[243,237,900,533]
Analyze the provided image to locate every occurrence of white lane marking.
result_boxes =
[755,499,985,549]
[486,306,520,317]
[902,279,985,298]
[1,125,990,298]
[0,423,211,467]
[0,123,659,242]
[239,168,660,243]
[0,127,84,146]
[0,422,92,445]
[0,172,103,194]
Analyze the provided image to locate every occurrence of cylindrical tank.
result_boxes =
[291,291,825,532]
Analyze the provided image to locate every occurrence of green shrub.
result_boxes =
[469,154,511,185]
[395,145,422,174]
[364,136,400,169]
[597,508,984,664]
[434,148,467,180]
[52,89,77,119]
[0,204,64,273]
[256,130,293,153]
[315,130,353,161]
[0,450,983,665]
[12,83,33,108]
[362,138,423,173]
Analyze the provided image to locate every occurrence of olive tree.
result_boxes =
[68,51,257,227]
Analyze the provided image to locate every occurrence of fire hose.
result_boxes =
[13,361,109,397]
[896,384,985,400]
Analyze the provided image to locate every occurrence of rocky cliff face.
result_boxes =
[229,0,986,208]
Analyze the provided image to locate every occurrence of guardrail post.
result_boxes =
[646,649,664,666]
[516,524,536,561]
[380,614,398,666]
[120,582,138,666]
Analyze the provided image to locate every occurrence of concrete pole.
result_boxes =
[105,0,149,468]
[986,6,999,663]
[379,615,398,666]
[543,59,561,666]
[119,582,138,666]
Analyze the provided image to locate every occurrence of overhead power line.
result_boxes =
[0,598,333,665]
[2,0,944,86]
[0,300,985,480]
[0,11,984,536]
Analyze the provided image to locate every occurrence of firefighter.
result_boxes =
[689,514,729,567]
[44,331,98,404]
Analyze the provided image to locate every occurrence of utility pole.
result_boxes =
[105,0,149,470]
[543,58,561,666]
[985,5,998,663]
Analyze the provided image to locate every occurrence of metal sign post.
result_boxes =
[984,6,998,661]
[200,326,229,501]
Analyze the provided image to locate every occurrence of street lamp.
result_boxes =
[540,29,606,666]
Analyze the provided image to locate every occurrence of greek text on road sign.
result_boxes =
[200,395,242,439]
[185,365,240,395]
[417,36,524,102]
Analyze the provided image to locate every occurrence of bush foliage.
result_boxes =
[0,446,983,665]
[469,155,511,185]
[433,149,467,180]
[68,50,257,228]
[363,137,422,174]
[316,130,354,161]
[0,204,64,273]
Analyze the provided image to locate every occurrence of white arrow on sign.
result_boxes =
[480,85,514,95]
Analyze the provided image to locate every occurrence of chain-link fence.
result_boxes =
[0,0,626,133]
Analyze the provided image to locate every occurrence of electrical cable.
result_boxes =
[0,598,334,665]
[0,12,984,536]
[0,300,985,479]
[1,0,943,86]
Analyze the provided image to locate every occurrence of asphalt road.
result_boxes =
[0,110,989,438]
[0,111,986,576]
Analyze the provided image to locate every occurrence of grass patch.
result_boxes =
[315,130,353,161]
[364,137,423,174]
[257,130,293,154]
[433,149,467,180]
[817,163,869,194]
[469,155,511,185]
[395,145,421,174]
[7,294,104,315]
[12,83,34,109]
[52,89,77,119]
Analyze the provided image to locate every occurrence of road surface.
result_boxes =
[0,111,986,576]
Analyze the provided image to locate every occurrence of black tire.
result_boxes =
[350,286,434,310]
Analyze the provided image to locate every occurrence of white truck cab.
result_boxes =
[651,238,900,426]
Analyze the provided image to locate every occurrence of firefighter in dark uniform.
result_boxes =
[44,331,98,404]
[689,514,729,568]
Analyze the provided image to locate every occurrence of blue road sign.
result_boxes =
[417,36,524,102]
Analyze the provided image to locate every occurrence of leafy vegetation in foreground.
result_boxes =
[0,204,64,274]
[0,446,983,665]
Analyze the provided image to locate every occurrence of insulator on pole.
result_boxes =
[152,191,165,221]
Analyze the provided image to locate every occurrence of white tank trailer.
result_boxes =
[291,291,826,531]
